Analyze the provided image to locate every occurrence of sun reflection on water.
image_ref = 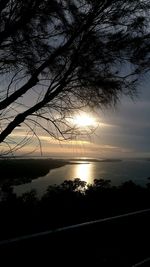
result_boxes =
[73,163,93,184]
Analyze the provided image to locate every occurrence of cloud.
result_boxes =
[93,81,150,157]
[3,78,150,158]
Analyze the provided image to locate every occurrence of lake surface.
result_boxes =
[13,159,150,198]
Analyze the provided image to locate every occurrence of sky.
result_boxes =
[8,74,150,159]
[0,1,149,160]
[95,77,150,159]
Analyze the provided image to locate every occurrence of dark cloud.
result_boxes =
[96,80,150,157]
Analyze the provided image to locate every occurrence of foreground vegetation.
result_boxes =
[0,178,150,241]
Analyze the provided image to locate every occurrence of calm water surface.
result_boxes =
[13,159,150,197]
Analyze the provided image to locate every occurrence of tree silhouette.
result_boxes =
[0,0,150,154]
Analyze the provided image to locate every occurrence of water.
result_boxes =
[13,159,150,198]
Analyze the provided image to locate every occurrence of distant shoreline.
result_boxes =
[67,158,122,163]
[0,158,68,185]
[0,158,122,186]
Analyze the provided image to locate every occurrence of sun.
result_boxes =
[71,113,97,128]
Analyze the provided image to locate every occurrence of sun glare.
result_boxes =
[72,113,97,127]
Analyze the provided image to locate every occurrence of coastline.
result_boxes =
[0,158,68,185]
[0,157,122,186]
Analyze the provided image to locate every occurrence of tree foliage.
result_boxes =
[0,0,150,154]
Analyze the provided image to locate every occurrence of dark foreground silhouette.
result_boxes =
[0,178,150,239]
[0,178,150,266]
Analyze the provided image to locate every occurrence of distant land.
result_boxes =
[0,158,122,186]
[0,158,67,185]
[67,158,122,162]
[4,157,149,187]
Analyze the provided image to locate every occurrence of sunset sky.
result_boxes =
[7,75,150,159]
[0,0,150,160]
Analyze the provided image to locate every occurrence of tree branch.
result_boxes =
[0,61,75,143]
